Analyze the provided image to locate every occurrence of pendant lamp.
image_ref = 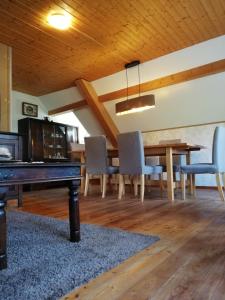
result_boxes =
[116,60,155,116]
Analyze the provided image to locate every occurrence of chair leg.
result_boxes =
[122,178,125,195]
[192,174,196,197]
[188,173,193,194]
[84,173,89,196]
[215,173,225,201]
[159,173,164,191]
[100,175,103,193]
[147,175,151,193]
[114,174,118,191]
[134,175,138,197]
[222,173,225,190]
[181,173,186,200]
[140,174,145,203]
[102,174,107,198]
[189,174,195,197]
[118,174,124,199]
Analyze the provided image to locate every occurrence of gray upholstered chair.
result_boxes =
[117,131,163,202]
[180,126,225,201]
[84,136,119,198]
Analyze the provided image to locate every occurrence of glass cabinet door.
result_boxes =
[42,123,67,160]
[54,125,67,159]
[42,123,56,160]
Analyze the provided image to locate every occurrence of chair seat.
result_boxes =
[87,166,119,175]
[181,163,217,174]
[160,164,181,172]
[143,165,154,175]
[153,165,163,174]
[107,166,119,174]
[143,165,163,175]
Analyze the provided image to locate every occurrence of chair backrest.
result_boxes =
[159,139,186,166]
[117,131,145,175]
[84,136,108,174]
[212,126,225,172]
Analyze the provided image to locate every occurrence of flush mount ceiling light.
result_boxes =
[116,60,155,116]
[47,12,72,30]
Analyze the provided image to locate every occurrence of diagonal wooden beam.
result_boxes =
[48,100,87,115]
[75,79,119,147]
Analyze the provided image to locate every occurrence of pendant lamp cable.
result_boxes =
[126,67,129,100]
[137,63,141,97]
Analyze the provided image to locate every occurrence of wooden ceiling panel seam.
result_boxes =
[149,0,198,44]
[217,0,225,12]
[166,0,207,41]
[199,0,225,34]
[1,0,99,54]
[0,0,223,95]
[116,0,184,49]
[0,8,81,59]
[182,0,220,36]
[14,0,130,62]
[51,2,135,62]
[62,0,182,58]
[0,25,64,63]
[136,0,185,42]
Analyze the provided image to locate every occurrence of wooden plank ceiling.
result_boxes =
[0,0,224,96]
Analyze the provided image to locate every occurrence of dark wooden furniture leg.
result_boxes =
[69,180,80,242]
[18,185,23,207]
[0,187,8,270]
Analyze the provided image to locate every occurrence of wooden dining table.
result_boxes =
[70,142,204,201]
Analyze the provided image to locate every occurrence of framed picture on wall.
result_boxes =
[22,102,38,117]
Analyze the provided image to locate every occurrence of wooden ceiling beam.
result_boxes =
[48,58,225,116]
[99,58,225,102]
[48,100,87,115]
[75,79,119,147]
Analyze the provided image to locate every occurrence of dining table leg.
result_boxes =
[186,152,192,193]
[166,147,174,201]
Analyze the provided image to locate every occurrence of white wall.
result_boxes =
[143,122,225,187]
[105,71,225,132]
[51,111,89,144]
[40,87,104,137]
[92,35,225,95]
[40,87,83,111]
[38,35,225,186]
[39,35,225,133]
[11,91,48,132]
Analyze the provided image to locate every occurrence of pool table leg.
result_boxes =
[0,187,8,270]
[68,180,80,242]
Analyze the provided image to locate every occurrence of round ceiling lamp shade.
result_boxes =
[47,13,72,30]
[116,94,155,116]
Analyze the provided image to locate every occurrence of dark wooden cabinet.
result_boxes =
[18,118,79,162]
[0,131,23,206]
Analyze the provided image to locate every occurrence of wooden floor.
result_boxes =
[9,186,225,300]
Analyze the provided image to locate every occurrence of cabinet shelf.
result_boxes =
[18,117,79,163]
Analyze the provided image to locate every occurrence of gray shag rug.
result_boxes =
[0,211,159,300]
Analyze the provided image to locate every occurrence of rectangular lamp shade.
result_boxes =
[116,94,155,116]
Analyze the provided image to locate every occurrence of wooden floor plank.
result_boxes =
[7,187,225,300]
